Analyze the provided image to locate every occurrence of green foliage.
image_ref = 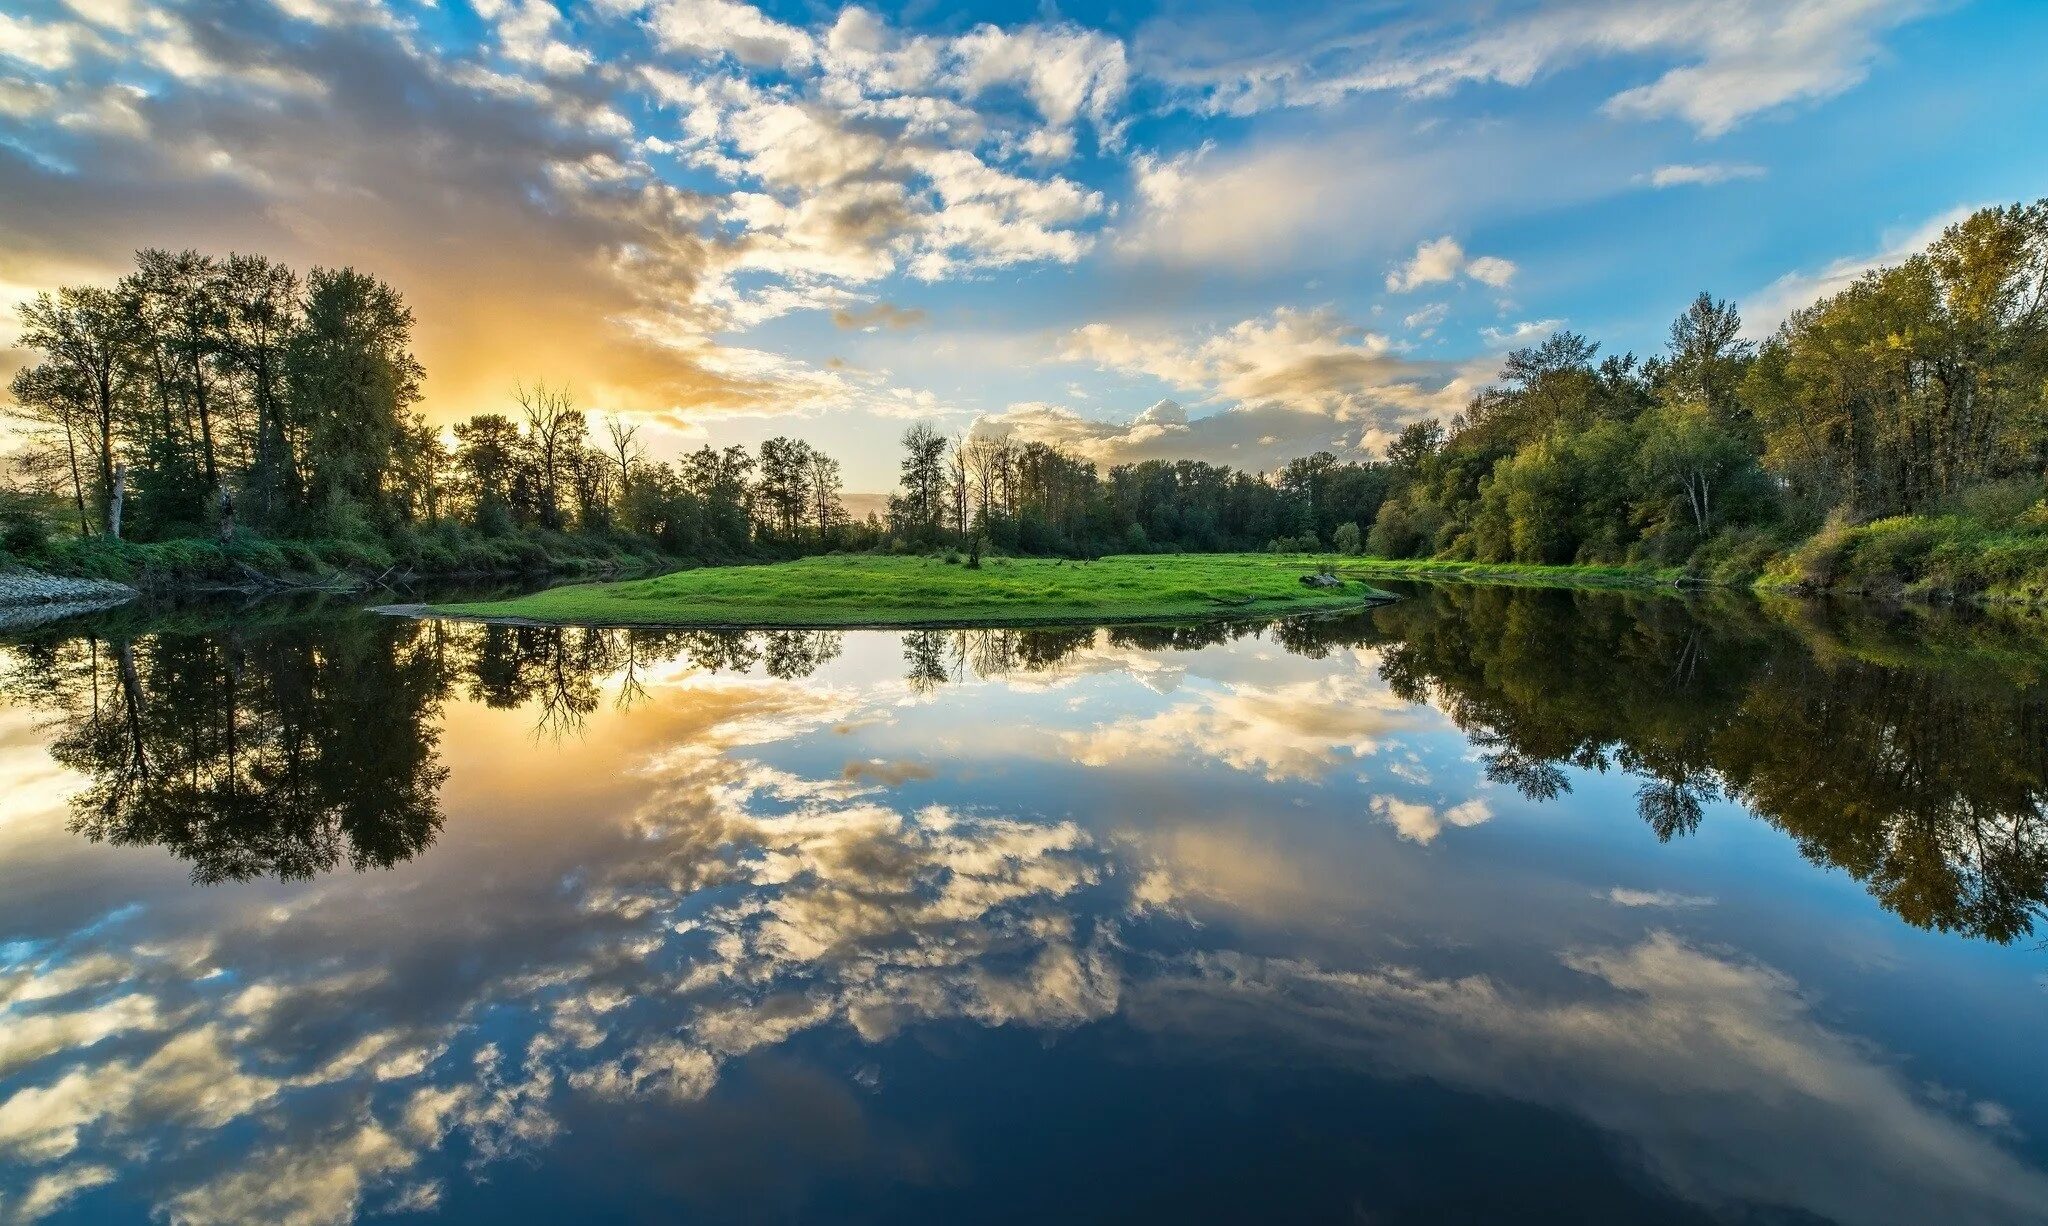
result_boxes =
[8,202,2047,606]
[1766,509,2048,602]
[434,554,1395,628]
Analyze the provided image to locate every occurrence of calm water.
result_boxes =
[2,584,2046,1225]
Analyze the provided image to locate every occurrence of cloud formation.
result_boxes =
[1386,236,1517,293]
[0,0,1122,430]
[1642,162,1767,188]
[1143,0,1935,137]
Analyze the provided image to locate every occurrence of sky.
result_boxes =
[1,0,2045,493]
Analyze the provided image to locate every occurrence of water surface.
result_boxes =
[1,584,2045,1224]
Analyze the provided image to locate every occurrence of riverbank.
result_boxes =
[1343,510,2048,608]
[1329,557,1691,590]
[408,554,1397,628]
[0,526,683,600]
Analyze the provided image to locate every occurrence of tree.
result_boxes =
[451,413,521,530]
[217,253,302,525]
[603,414,644,513]
[511,381,578,530]
[286,267,424,529]
[890,423,949,544]
[804,446,844,543]
[7,361,95,534]
[756,436,814,542]
[1662,291,1755,428]
[1638,403,1748,537]
[14,287,135,535]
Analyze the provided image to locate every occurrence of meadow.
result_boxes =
[424,553,1397,627]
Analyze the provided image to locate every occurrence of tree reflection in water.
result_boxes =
[1361,584,2048,944]
[3,588,2047,941]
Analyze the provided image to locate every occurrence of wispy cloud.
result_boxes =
[1641,162,1767,188]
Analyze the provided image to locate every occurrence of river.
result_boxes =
[0,583,2044,1224]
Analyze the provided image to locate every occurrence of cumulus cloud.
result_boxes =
[0,0,1122,430]
[967,306,1491,467]
[1134,930,2048,1225]
[1060,307,1450,419]
[1386,237,1516,293]
[1066,671,1418,782]
[1370,795,1493,844]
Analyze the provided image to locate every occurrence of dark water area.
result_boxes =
[1,583,2045,1224]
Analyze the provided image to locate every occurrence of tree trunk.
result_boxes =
[108,462,127,541]
[61,416,89,535]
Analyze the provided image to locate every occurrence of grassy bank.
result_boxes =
[420,554,1397,628]
[1327,556,1689,590]
[0,524,677,593]
[1760,513,2048,604]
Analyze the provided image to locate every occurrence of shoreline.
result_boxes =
[372,594,1399,632]
[410,555,1400,631]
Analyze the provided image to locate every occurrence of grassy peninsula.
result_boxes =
[420,554,1396,628]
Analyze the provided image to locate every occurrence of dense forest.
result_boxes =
[4,198,2045,596]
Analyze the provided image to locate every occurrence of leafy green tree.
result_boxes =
[285,267,424,531]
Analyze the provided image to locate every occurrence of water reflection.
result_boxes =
[1358,586,2048,943]
[6,592,2048,935]
[1,590,2045,1224]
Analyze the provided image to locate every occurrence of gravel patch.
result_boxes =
[0,569,138,609]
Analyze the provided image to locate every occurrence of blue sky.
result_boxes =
[2,0,2044,490]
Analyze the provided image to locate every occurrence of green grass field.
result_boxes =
[421,553,1397,628]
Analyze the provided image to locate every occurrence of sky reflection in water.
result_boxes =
[0,586,2045,1225]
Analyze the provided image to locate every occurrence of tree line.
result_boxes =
[8,200,2045,574]
[1364,200,2048,572]
[3,249,852,562]
[881,200,2046,570]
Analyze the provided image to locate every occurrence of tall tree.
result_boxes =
[13,287,135,534]
[890,423,949,544]
[216,253,302,525]
[286,267,424,529]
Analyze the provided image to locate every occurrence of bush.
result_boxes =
[1333,521,1363,555]
[1941,476,2048,529]
[0,494,50,556]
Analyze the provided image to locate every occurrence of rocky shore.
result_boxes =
[0,569,138,610]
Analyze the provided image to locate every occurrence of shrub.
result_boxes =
[1333,521,1363,555]
[0,495,50,557]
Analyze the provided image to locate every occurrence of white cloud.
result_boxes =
[1402,303,1448,332]
[1147,0,1934,137]
[1371,796,1493,844]
[1069,672,1417,781]
[1479,318,1565,349]
[1605,887,1715,908]
[1135,931,2048,1225]
[1740,203,1976,337]
[13,1163,116,1222]
[970,306,1492,467]
[1386,237,1516,293]
[1061,307,1437,418]
[1642,162,1766,188]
